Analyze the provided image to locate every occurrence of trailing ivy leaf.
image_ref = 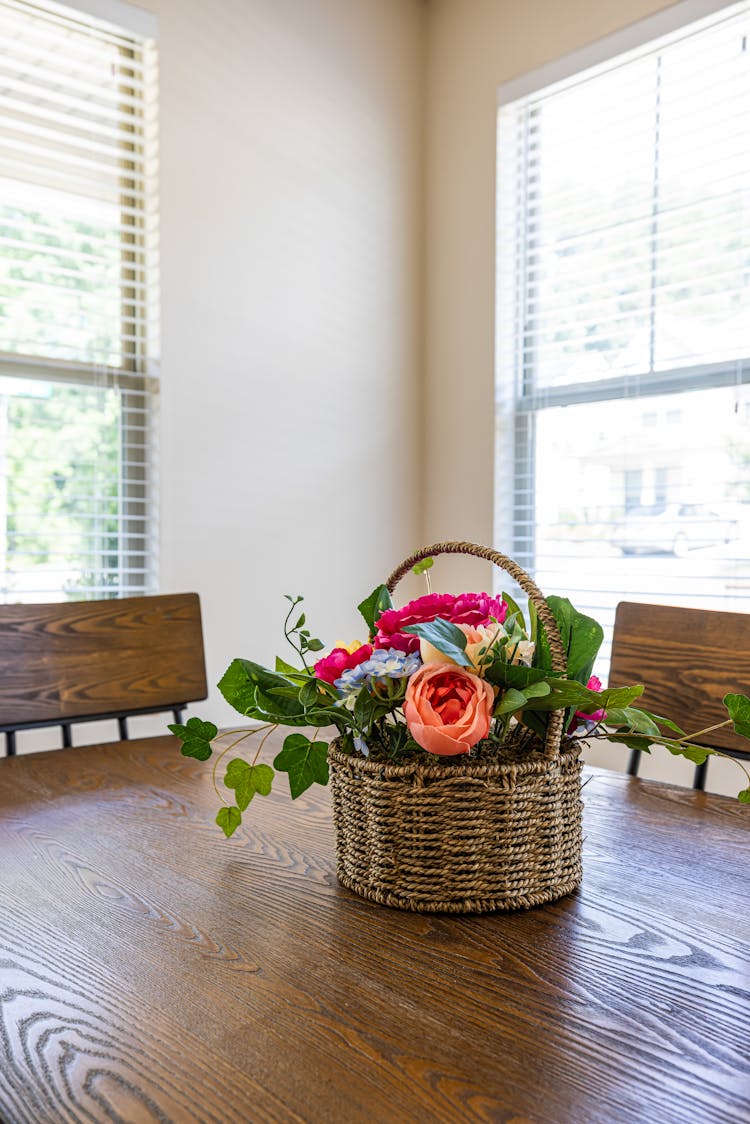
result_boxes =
[305,638,325,652]
[357,584,393,635]
[412,557,434,575]
[273,733,330,799]
[402,617,472,667]
[664,741,712,766]
[216,806,242,837]
[606,733,654,753]
[605,707,663,737]
[224,760,274,811]
[168,716,217,761]
[495,687,533,715]
[523,682,643,712]
[724,693,750,739]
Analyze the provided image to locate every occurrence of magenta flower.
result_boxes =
[374,592,508,654]
[569,674,606,733]
[314,643,372,684]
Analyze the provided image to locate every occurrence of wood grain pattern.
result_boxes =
[1,734,749,1123]
[0,594,207,728]
[609,600,750,755]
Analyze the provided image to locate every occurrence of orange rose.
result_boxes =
[403,662,495,756]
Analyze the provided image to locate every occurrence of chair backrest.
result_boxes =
[608,600,750,789]
[0,593,208,755]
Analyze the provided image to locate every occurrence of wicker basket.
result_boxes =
[328,541,583,914]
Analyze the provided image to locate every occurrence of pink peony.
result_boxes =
[403,662,495,755]
[569,674,605,732]
[314,643,372,684]
[374,592,508,654]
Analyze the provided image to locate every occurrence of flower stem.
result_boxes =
[211,724,274,802]
[251,724,279,766]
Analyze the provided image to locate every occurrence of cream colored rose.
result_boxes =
[420,622,507,677]
[508,639,535,667]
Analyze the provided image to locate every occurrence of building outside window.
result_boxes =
[0,0,158,603]
[496,0,750,667]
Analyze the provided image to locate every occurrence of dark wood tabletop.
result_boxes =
[1,734,748,1124]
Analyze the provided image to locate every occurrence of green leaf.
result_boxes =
[605,733,654,753]
[168,716,218,761]
[484,659,548,691]
[218,659,263,717]
[665,741,712,766]
[294,613,306,629]
[224,759,274,810]
[724,693,750,739]
[412,557,434,575]
[536,596,603,686]
[495,687,533,715]
[524,681,551,700]
[738,789,750,804]
[501,591,527,636]
[605,707,663,737]
[221,660,309,722]
[523,682,643,713]
[306,638,325,652]
[275,655,301,675]
[273,734,330,799]
[216,806,242,837]
[402,617,472,667]
[357,584,393,635]
[299,677,323,707]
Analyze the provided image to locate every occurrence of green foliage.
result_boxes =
[412,557,434,575]
[536,596,604,685]
[179,588,750,839]
[224,760,274,810]
[724,693,750,738]
[273,734,329,799]
[495,681,551,715]
[521,682,643,713]
[402,617,472,667]
[216,806,242,838]
[169,717,218,760]
[282,596,325,665]
[358,585,393,635]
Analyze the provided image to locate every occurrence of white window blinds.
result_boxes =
[496,0,750,666]
[0,0,158,601]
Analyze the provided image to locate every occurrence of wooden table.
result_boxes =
[1,735,748,1124]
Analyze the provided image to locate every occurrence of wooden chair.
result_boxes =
[608,601,750,790]
[0,593,208,756]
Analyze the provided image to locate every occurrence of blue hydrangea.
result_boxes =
[334,647,420,699]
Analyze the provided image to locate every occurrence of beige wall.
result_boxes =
[151,0,425,724]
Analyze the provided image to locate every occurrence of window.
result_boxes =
[0,0,158,602]
[496,0,750,666]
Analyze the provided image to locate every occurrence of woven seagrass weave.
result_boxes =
[329,541,584,914]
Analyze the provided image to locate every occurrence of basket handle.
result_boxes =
[385,541,566,758]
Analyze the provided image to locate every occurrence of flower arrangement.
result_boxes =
[171,555,750,837]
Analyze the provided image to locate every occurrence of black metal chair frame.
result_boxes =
[2,704,188,758]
